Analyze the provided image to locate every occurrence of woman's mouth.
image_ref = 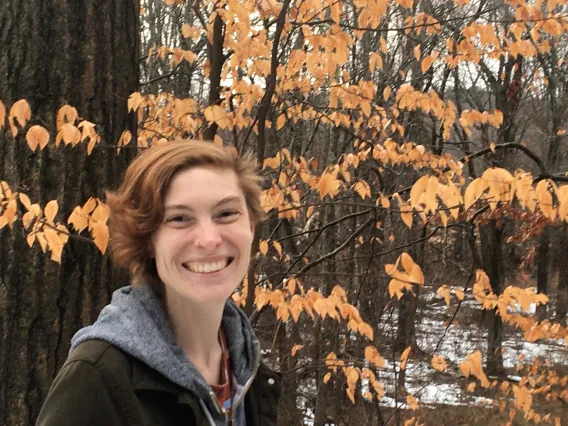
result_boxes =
[183,257,234,273]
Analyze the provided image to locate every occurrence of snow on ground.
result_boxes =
[373,297,567,408]
[288,293,567,423]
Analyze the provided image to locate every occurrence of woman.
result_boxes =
[36,139,281,426]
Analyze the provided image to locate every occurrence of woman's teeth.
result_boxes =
[185,259,229,273]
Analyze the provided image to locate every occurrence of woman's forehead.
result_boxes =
[164,167,245,207]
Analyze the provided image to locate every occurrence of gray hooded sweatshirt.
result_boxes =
[70,285,260,426]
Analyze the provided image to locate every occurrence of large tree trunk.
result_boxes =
[0,1,139,424]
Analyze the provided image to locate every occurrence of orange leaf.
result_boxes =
[396,0,414,8]
[117,130,132,153]
[421,56,434,73]
[91,222,109,253]
[68,206,89,233]
[513,386,533,413]
[90,202,110,225]
[400,252,415,274]
[259,240,269,255]
[181,24,200,39]
[358,322,374,340]
[291,344,304,357]
[353,181,371,199]
[318,172,340,199]
[0,100,6,129]
[400,202,413,228]
[44,226,65,263]
[19,193,32,211]
[204,105,232,129]
[56,105,78,130]
[400,346,411,370]
[406,394,419,410]
[456,288,465,301]
[410,175,428,209]
[346,388,355,404]
[276,114,286,130]
[273,240,283,257]
[365,346,386,368]
[127,92,143,112]
[9,99,32,137]
[323,372,331,383]
[432,354,447,372]
[44,200,59,223]
[56,123,81,146]
[26,125,50,152]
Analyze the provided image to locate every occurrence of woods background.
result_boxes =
[1,0,568,424]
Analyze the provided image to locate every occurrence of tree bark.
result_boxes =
[556,224,568,322]
[536,229,550,320]
[480,221,505,376]
[0,1,139,424]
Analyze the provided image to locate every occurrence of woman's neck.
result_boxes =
[165,292,225,383]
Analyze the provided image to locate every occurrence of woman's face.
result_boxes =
[150,166,254,307]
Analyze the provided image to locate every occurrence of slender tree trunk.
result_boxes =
[536,229,550,320]
[480,221,505,375]
[556,224,568,323]
[313,126,339,426]
[0,1,139,424]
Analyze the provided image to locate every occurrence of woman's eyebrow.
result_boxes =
[164,195,243,212]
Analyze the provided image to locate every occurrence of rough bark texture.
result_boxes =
[480,221,505,376]
[556,224,568,322]
[0,1,139,424]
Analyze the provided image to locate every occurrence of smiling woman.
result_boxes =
[36,140,281,426]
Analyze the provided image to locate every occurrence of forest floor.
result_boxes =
[373,294,568,425]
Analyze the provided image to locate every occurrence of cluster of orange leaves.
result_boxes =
[0,100,100,154]
[0,180,110,261]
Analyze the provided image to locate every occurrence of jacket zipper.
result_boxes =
[227,340,260,425]
[208,389,230,425]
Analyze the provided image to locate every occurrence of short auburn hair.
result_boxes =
[105,139,264,291]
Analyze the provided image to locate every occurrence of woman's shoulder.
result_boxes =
[36,341,137,426]
[68,339,134,372]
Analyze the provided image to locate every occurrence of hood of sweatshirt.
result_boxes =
[70,284,259,425]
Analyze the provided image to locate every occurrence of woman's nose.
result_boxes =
[194,220,222,249]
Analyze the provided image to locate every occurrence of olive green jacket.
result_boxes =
[36,340,282,426]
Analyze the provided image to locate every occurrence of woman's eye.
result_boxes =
[166,215,191,224]
[217,210,240,221]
